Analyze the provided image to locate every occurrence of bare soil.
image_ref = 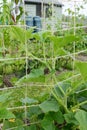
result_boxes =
[76,54,87,62]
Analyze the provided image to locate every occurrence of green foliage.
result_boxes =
[76,61,87,81]
[75,110,87,130]
[16,68,45,85]
[51,35,81,48]
[0,0,11,24]
[21,97,38,105]
[41,114,56,130]
[11,27,33,43]
[0,108,15,119]
[3,119,24,130]
[0,92,12,103]
[0,8,86,129]
[51,111,64,124]
[39,99,59,113]
[64,112,78,125]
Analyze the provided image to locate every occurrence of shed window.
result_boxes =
[36,4,41,16]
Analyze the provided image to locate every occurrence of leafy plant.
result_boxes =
[0,7,86,129]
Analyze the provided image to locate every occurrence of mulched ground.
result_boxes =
[76,53,87,61]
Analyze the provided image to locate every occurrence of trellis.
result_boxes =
[0,0,87,129]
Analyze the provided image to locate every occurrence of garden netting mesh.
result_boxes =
[0,0,87,130]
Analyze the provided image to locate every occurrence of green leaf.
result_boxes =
[0,92,12,103]
[16,68,45,85]
[54,82,71,98]
[26,28,33,40]
[3,119,23,129]
[39,99,59,113]
[41,31,51,41]
[25,125,36,130]
[28,68,44,78]
[33,31,51,42]
[20,97,38,104]
[15,126,24,130]
[11,26,26,43]
[75,110,87,130]
[51,111,64,124]
[50,35,80,57]
[11,27,33,43]
[0,108,15,119]
[41,114,56,130]
[76,61,87,81]
[64,112,78,125]
[29,106,42,116]
[55,48,67,56]
[33,33,41,41]
[51,35,80,48]
[15,125,36,130]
